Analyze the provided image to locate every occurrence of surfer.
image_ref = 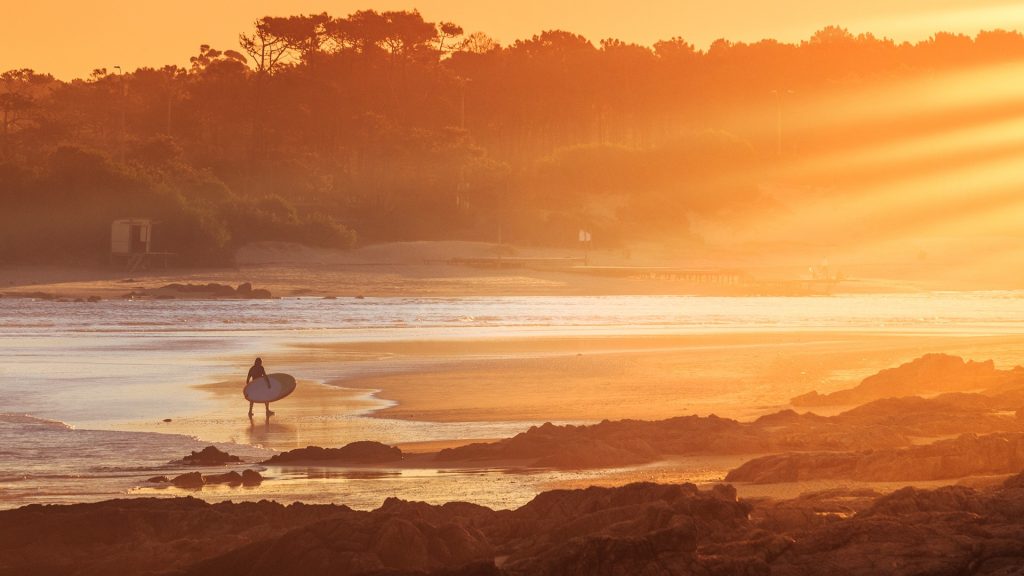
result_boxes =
[246,357,275,417]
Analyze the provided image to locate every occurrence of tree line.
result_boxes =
[3,9,1023,264]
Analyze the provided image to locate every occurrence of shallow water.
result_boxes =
[3,292,1024,510]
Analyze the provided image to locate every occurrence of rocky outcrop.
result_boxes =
[727,432,1024,483]
[766,478,1024,575]
[791,353,1024,407]
[8,477,1024,576]
[263,441,403,465]
[177,446,242,466]
[433,394,1024,469]
[0,497,349,576]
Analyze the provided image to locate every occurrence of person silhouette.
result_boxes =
[246,357,275,417]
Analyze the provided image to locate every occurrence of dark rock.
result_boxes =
[203,471,243,486]
[178,446,242,466]
[263,441,402,465]
[162,418,172,422]
[727,432,1024,483]
[236,282,253,294]
[170,472,205,489]
[157,282,238,298]
[248,288,272,299]
[13,291,56,300]
[10,478,1024,576]
[0,497,350,576]
[241,469,263,486]
[146,476,169,483]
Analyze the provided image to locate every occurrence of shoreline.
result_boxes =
[8,284,1024,516]
[80,329,1024,449]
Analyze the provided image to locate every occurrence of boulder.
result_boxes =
[170,472,205,489]
[241,469,263,486]
[178,446,242,466]
[203,471,243,486]
[263,441,402,465]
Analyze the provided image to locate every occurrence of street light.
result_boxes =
[771,89,795,157]
[114,65,126,164]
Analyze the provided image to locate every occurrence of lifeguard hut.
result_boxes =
[110,218,171,271]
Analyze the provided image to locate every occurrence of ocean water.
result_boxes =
[3,292,1024,510]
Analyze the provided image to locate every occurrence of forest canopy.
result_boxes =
[3,10,1023,265]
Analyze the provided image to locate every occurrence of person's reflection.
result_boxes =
[247,411,297,449]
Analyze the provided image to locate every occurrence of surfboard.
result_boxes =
[243,373,297,403]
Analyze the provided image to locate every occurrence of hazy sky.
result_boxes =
[4,0,1024,79]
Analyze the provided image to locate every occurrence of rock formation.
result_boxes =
[263,441,403,465]
[433,394,1024,469]
[791,353,1024,407]
[177,446,242,466]
[727,432,1024,483]
[6,477,1024,575]
[147,470,264,489]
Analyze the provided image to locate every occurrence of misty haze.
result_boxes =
[4,3,1024,576]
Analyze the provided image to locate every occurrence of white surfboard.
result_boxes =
[243,373,297,403]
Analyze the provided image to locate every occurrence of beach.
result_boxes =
[4,266,1024,511]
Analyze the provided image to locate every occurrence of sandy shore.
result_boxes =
[102,330,1024,454]
[300,332,1024,424]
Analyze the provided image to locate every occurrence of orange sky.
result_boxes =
[3,0,1024,79]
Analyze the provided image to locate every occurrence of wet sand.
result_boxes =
[112,377,387,451]
[107,331,1024,456]
[304,331,1024,424]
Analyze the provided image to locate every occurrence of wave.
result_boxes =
[0,413,73,430]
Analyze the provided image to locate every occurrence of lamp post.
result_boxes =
[114,65,126,164]
[770,89,795,157]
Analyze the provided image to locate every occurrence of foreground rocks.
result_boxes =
[5,476,1024,575]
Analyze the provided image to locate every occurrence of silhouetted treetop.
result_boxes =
[3,10,1024,263]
